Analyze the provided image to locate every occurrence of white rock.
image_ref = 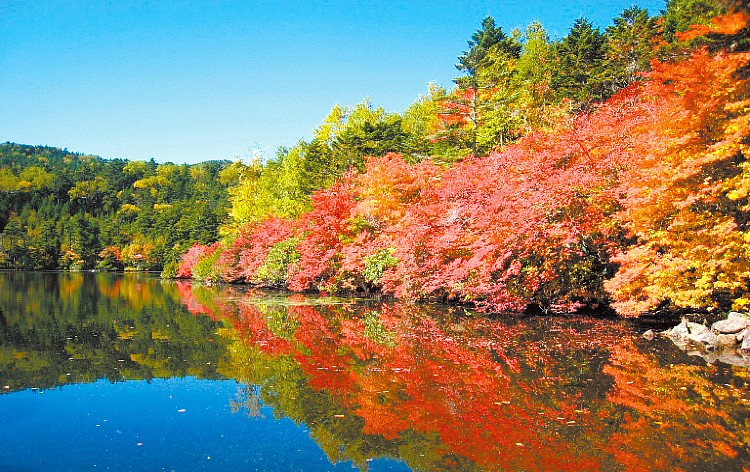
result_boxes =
[742,332,750,352]
[713,318,748,334]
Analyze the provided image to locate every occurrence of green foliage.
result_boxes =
[663,0,730,41]
[161,260,180,279]
[0,143,232,271]
[457,16,522,78]
[604,7,660,89]
[552,18,608,109]
[301,100,415,191]
[362,247,398,284]
[0,271,227,392]
[363,311,395,347]
[192,246,224,283]
[254,236,302,286]
[228,147,310,225]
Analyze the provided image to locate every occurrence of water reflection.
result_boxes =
[0,271,227,392]
[179,282,750,472]
[1,272,749,471]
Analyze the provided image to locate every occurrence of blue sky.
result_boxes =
[1,0,666,164]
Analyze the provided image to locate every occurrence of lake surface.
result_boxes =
[1,272,749,471]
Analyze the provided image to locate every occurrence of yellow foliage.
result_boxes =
[133,175,167,189]
[119,203,140,214]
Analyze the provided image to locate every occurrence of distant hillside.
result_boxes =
[0,142,233,271]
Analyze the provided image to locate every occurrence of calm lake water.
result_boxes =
[1,272,749,471]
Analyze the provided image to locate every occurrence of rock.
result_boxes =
[717,333,739,347]
[687,330,718,349]
[666,315,750,366]
[668,319,708,339]
[727,312,750,322]
[712,317,748,334]
[642,329,656,341]
[716,349,750,368]
[743,332,750,352]
[667,320,689,339]
[688,322,710,336]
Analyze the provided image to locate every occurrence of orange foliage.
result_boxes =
[604,340,746,470]
[675,10,750,41]
[182,10,750,316]
[606,42,750,314]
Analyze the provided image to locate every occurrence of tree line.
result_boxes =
[177,0,750,317]
[222,0,735,228]
[3,0,748,317]
[0,143,231,271]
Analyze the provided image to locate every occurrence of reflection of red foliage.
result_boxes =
[249,300,601,470]
[232,304,294,356]
[291,306,358,395]
[176,282,750,470]
[175,281,214,316]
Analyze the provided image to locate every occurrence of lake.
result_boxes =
[1,271,749,471]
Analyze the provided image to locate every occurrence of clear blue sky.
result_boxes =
[1,0,666,164]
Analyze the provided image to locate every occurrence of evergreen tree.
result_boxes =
[604,7,659,91]
[552,18,608,109]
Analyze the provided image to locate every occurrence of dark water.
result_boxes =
[1,272,749,471]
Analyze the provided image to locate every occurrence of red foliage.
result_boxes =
[287,175,358,291]
[176,243,218,278]
[216,217,298,283]
[337,154,441,290]
[437,87,476,127]
[376,86,653,312]
[178,10,750,316]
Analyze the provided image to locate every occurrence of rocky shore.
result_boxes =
[644,312,750,367]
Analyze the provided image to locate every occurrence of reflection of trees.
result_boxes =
[0,272,229,391]
[604,341,750,471]
[182,287,604,470]
[179,283,750,472]
[7,274,748,470]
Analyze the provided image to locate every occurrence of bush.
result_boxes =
[192,245,224,283]
[161,260,179,279]
[254,236,302,287]
[363,247,398,285]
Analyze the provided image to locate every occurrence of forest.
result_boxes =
[0,144,231,271]
[3,0,750,316]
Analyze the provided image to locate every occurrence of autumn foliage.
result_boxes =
[179,11,750,316]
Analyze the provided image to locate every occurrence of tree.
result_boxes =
[401,83,448,162]
[604,7,660,90]
[450,17,523,155]
[552,18,608,109]
[663,0,731,42]
[513,22,560,131]
[457,16,521,78]
[605,31,750,315]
